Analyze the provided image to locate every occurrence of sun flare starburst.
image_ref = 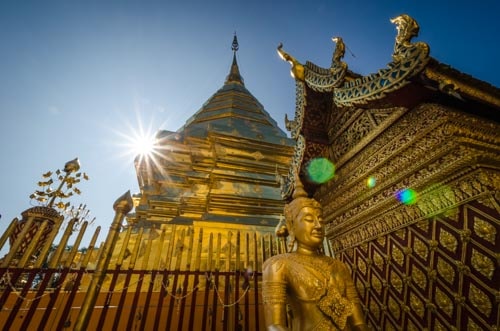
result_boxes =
[111,111,164,168]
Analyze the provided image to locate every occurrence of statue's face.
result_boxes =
[294,206,324,249]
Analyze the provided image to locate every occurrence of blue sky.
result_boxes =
[0,0,499,251]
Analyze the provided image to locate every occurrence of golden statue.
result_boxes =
[262,178,368,331]
[331,37,345,67]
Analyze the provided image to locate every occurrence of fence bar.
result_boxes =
[153,269,169,330]
[55,269,85,330]
[234,231,241,329]
[38,267,72,329]
[201,233,213,331]
[125,269,145,330]
[188,228,203,330]
[18,268,54,330]
[254,232,260,331]
[96,268,119,330]
[138,227,166,330]
[112,268,132,330]
[2,270,38,331]
[244,232,250,331]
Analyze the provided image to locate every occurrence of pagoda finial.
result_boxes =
[232,32,239,52]
[225,33,244,85]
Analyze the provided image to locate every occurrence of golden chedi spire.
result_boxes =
[225,33,244,85]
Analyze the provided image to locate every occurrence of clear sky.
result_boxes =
[1,0,499,252]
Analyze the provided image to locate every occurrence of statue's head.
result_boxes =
[283,176,324,250]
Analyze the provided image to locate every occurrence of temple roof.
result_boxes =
[180,36,291,145]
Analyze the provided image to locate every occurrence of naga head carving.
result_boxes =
[391,14,420,47]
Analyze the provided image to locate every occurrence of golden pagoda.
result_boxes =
[110,35,295,272]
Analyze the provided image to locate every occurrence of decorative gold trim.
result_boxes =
[334,15,429,106]
[424,66,500,108]
[279,134,306,199]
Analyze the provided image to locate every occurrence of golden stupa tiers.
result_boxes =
[118,34,295,271]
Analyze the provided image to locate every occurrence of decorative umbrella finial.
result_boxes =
[232,32,239,53]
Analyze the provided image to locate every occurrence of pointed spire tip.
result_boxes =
[232,32,239,53]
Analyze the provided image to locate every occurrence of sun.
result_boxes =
[111,111,161,165]
[130,132,156,158]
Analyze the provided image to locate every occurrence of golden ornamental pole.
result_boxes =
[73,191,133,331]
[48,217,77,268]
[81,226,101,268]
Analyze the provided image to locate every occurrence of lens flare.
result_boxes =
[396,188,418,205]
[366,176,377,188]
[306,158,335,184]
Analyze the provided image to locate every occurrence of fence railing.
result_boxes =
[0,266,264,331]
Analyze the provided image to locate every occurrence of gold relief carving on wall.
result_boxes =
[438,228,458,253]
[459,228,471,243]
[329,111,376,162]
[388,296,401,320]
[346,248,354,259]
[467,318,484,331]
[391,244,404,266]
[409,292,425,319]
[356,278,365,295]
[407,320,420,331]
[402,246,413,259]
[329,170,497,253]
[413,236,428,260]
[371,274,383,294]
[385,322,397,331]
[323,109,498,244]
[324,104,445,199]
[376,235,386,247]
[436,257,455,284]
[415,219,429,232]
[369,299,380,320]
[443,206,460,222]
[470,248,495,280]
[455,260,471,276]
[327,107,407,167]
[357,257,367,275]
[323,110,450,222]
[390,270,403,293]
[411,266,427,290]
[473,217,496,244]
[395,229,406,240]
[435,287,454,317]
[477,193,499,211]
[373,250,384,269]
[327,107,362,142]
[469,283,492,317]
[325,103,498,215]
[434,320,448,331]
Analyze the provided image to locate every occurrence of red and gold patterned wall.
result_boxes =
[339,198,499,330]
[315,102,499,330]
